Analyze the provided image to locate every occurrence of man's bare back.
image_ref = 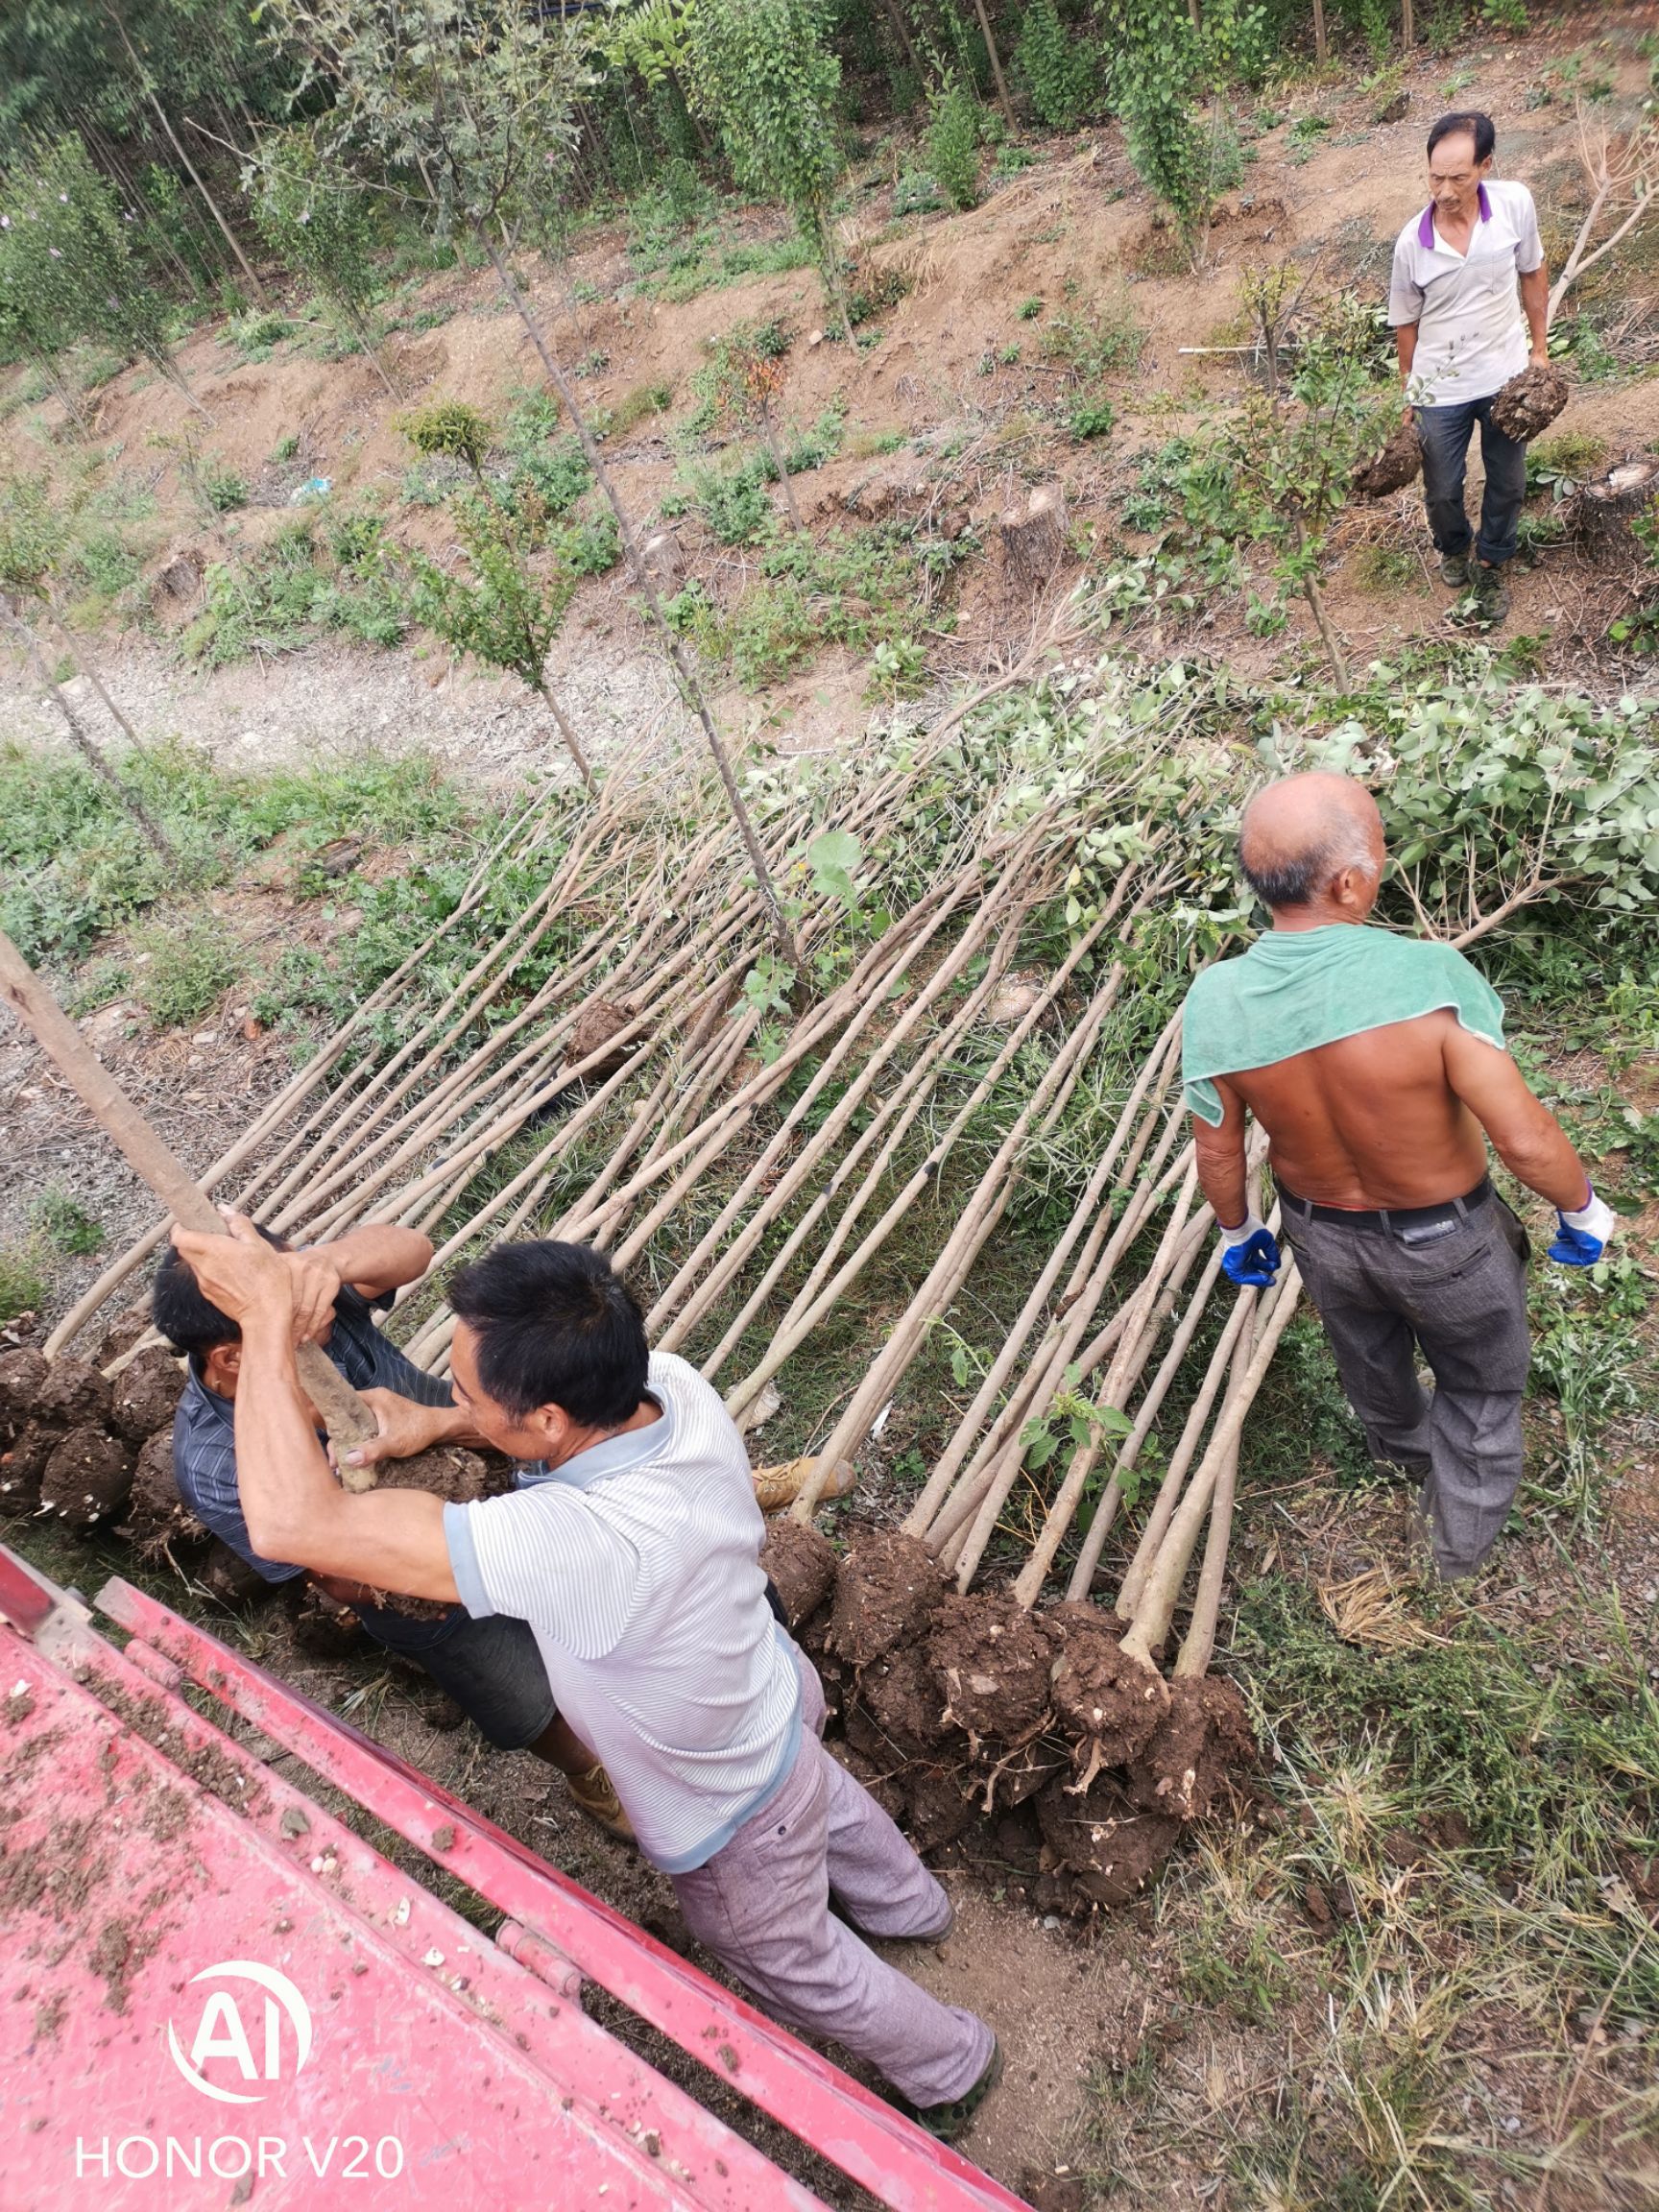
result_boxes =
[1223,1008,1489,1209]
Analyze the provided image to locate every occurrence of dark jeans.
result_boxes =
[1282,1188,1531,1579]
[1417,396,1527,569]
[351,1601,558,1750]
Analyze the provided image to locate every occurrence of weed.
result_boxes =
[181,519,405,667]
[129,915,237,1027]
[1352,542,1419,593]
[1286,113,1332,166]
[1528,426,1607,488]
[0,1241,47,1323]
[32,1190,104,1258]
[556,506,622,576]
[892,171,944,218]
[608,380,674,439]
[199,460,249,514]
[1018,296,1044,321]
[227,310,295,362]
[1039,299,1146,381]
[1068,396,1116,441]
[271,432,301,464]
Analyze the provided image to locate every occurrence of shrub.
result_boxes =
[200,461,249,514]
[34,1190,104,1257]
[609,380,674,438]
[251,130,386,362]
[928,80,982,211]
[1015,0,1100,130]
[1116,0,1207,243]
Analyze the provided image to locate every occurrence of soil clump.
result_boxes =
[108,1347,185,1445]
[1351,418,1422,498]
[117,1431,208,1555]
[759,1516,838,1628]
[827,1526,947,1667]
[800,1522,1258,1915]
[1047,1601,1166,1769]
[1490,362,1569,442]
[929,1592,1055,1746]
[40,1426,132,1526]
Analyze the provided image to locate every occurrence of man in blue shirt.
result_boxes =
[153,1217,628,1836]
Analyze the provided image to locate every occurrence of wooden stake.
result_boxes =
[0,927,374,1454]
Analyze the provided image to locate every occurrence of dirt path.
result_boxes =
[0,617,706,785]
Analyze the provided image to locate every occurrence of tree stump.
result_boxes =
[641,529,684,588]
[1563,453,1659,560]
[1000,484,1069,591]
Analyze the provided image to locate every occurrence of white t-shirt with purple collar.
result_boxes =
[1387,179,1543,407]
[443,1351,801,1873]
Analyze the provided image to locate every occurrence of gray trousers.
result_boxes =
[1283,1192,1531,1578]
[671,1646,993,2107]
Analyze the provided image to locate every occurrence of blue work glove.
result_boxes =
[1549,1185,1617,1267]
[1218,1213,1281,1287]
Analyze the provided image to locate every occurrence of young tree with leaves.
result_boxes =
[1111,0,1208,250]
[6,134,206,414]
[248,127,394,392]
[263,0,798,962]
[705,326,805,532]
[398,399,595,788]
[1218,275,1389,686]
[685,0,851,333]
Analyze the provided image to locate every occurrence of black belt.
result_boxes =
[1278,1175,1493,1238]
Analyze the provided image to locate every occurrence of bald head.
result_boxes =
[1239,772,1384,914]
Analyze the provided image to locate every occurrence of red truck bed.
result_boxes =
[1,1546,1030,2212]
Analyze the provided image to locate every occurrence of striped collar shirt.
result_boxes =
[444,1351,801,1873]
[171,1281,455,1581]
[1387,178,1543,407]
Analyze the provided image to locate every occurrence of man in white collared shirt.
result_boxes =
[1387,110,1550,627]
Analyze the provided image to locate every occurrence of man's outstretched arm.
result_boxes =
[172,1215,460,1601]
[1441,1024,1591,1210]
[308,1220,435,1302]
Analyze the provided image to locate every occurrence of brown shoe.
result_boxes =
[566,1763,635,1843]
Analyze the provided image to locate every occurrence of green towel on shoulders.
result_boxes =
[1181,924,1507,1127]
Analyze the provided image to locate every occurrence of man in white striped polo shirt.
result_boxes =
[167,1217,1000,2141]
[1388,109,1551,628]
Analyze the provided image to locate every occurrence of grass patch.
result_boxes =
[666,517,975,691]
[128,914,239,1027]
[0,738,469,966]
[608,380,674,439]
[32,1190,105,1258]
[0,1240,48,1324]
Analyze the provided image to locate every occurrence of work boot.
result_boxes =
[1471,564,1510,625]
[1438,550,1472,588]
[904,2038,1002,2143]
[565,1762,636,1844]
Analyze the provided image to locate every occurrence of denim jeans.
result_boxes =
[351,1601,557,1749]
[1416,395,1527,569]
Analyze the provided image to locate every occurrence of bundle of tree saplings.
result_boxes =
[742,1002,1303,1915]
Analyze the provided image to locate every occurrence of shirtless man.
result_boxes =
[1181,770,1614,1578]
